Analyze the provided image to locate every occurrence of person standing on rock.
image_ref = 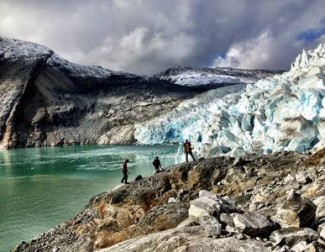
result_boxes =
[184,139,196,162]
[152,156,163,173]
[121,159,130,184]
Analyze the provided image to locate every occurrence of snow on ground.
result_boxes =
[135,43,325,161]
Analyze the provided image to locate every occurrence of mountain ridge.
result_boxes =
[0,36,276,150]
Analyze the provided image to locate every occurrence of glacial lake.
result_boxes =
[0,145,178,252]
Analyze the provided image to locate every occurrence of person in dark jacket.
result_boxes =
[183,139,196,162]
[152,156,162,173]
[121,159,130,184]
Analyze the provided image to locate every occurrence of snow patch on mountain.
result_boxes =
[160,70,246,86]
[135,43,325,161]
[0,37,52,60]
[0,36,142,80]
[155,67,279,86]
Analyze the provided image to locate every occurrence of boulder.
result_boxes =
[313,195,325,207]
[318,225,325,246]
[302,182,325,198]
[189,193,241,220]
[315,197,325,220]
[295,172,311,184]
[198,215,221,227]
[232,212,277,237]
[270,227,319,247]
[290,241,308,252]
[167,197,177,204]
[305,241,323,252]
[273,193,316,227]
[198,190,241,214]
[189,197,218,218]
[283,174,295,184]
[220,213,234,227]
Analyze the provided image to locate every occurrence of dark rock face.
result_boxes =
[0,38,197,149]
[12,151,325,251]
[0,37,276,149]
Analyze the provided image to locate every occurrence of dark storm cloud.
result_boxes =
[0,0,324,75]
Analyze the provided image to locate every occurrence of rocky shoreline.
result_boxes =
[4,37,325,251]
[12,149,325,251]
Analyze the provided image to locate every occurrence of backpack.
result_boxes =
[135,175,143,181]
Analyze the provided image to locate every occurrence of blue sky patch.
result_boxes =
[297,26,325,42]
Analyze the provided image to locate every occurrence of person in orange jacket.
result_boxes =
[183,139,196,162]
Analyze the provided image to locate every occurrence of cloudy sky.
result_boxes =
[0,0,325,75]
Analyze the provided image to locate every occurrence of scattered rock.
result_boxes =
[315,197,325,220]
[270,227,319,247]
[232,212,278,237]
[273,193,316,228]
[318,225,325,246]
[189,197,219,218]
[167,197,177,204]
[198,215,221,227]
[220,213,234,227]
[290,241,308,252]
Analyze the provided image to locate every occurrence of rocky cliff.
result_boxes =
[0,37,276,150]
[0,37,193,149]
[13,148,325,251]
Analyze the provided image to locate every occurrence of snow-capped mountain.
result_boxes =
[0,37,191,149]
[0,37,274,149]
[135,43,325,160]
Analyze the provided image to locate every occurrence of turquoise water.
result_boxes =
[0,145,178,252]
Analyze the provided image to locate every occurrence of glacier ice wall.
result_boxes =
[135,43,325,160]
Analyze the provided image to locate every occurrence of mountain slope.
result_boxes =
[0,37,274,149]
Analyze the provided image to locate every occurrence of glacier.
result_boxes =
[135,43,325,161]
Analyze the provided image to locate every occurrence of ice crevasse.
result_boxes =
[135,43,325,161]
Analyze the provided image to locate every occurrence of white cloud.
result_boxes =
[82,28,196,74]
[0,0,325,74]
[211,31,276,69]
